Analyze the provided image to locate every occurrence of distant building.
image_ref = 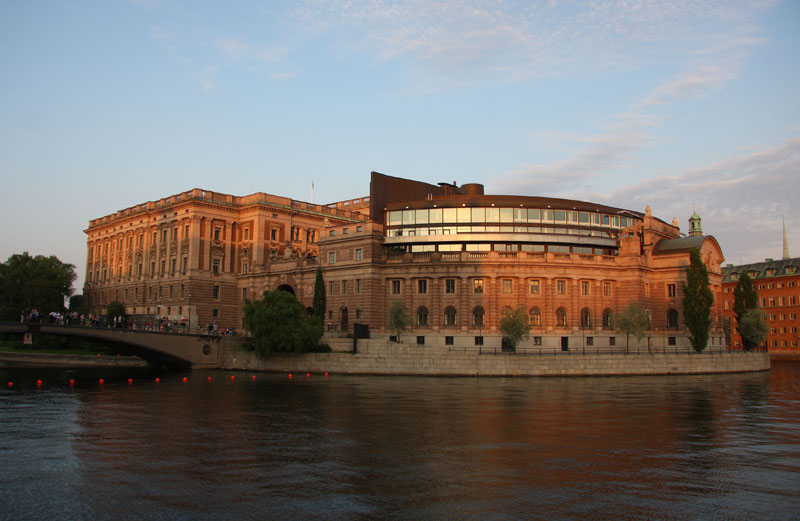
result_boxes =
[721,257,800,353]
[84,172,727,351]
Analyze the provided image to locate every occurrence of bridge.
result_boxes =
[0,323,236,368]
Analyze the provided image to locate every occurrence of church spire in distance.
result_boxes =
[783,216,790,260]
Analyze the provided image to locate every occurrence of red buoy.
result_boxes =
[306,373,310,378]
[97,354,101,357]
[182,377,188,383]
[230,375,235,381]
[128,378,133,385]
[69,379,75,386]
[99,379,104,385]
[7,382,13,388]
[288,373,293,379]
[116,353,120,357]
[36,380,42,388]
[207,376,212,382]
[252,375,256,380]
[155,378,160,383]
[324,372,329,377]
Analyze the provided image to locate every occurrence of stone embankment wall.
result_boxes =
[221,338,771,376]
[0,352,149,367]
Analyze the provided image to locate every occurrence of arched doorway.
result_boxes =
[276,284,295,295]
[340,306,349,333]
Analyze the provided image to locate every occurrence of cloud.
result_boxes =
[637,65,739,107]
[195,66,219,92]
[288,0,772,87]
[596,138,800,264]
[213,38,251,60]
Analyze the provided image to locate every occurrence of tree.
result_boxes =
[69,295,87,314]
[733,271,760,350]
[617,301,649,353]
[107,301,126,324]
[312,266,326,335]
[722,317,732,348]
[0,252,76,320]
[739,308,767,351]
[243,290,321,357]
[499,305,530,349]
[682,248,715,352]
[388,300,411,342]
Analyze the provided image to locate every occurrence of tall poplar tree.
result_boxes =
[682,248,714,352]
[732,271,761,350]
[312,266,326,335]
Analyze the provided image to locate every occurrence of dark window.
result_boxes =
[416,336,425,345]
[445,336,454,346]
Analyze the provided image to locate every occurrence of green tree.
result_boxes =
[722,316,732,348]
[739,308,768,351]
[107,301,126,324]
[388,300,411,342]
[312,266,326,335]
[733,271,760,350]
[499,305,530,349]
[617,301,649,353]
[69,294,87,314]
[682,248,715,352]
[243,290,321,357]
[0,252,76,320]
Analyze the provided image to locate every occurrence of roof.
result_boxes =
[722,257,800,283]
[653,236,708,254]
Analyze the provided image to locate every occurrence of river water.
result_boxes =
[1,362,799,521]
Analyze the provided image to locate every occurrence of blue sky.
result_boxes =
[1,0,798,292]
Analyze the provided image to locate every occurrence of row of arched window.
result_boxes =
[414,306,680,329]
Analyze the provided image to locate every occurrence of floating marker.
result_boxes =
[324,372,328,378]
[207,376,212,382]
[288,373,293,379]
[230,375,235,381]
[97,354,101,357]
[116,353,120,357]
[36,379,43,386]
[182,377,188,383]
[69,379,75,386]
[155,378,160,383]
[252,375,256,381]
[99,379,104,385]
[306,373,310,378]
[128,378,133,385]
[7,382,13,388]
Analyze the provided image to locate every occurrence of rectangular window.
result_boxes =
[242,263,248,274]
[603,282,612,297]
[180,284,184,297]
[445,336,454,346]
[557,280,566,295]
[355,248,363,261]
[212,259,220,274]
[184,225,189,238]
[530,280,540,295]
[502,279,513,294]
[160,260,165,275]
[271,229,278,241]
[212,309,218,318]
[356,279,362,293]
[182,257,188,273]
[416,336,425,345]
[171,258,176,275]
[391,280,401,294]
[169,285,174,298]
[474,336,484,346]
[609,337,616,346]
[533,336,542,346]
[586,337,594,346]
[473,279,484,294]
[355,310,361,319]
[329,281,336,295]
[214,228,221,241]
[244,229,249,240]
[668,336,676,346]
[446,279,456,294]
[212,285,219,299]
[581,281,590,296]
[341,280,347,294]
[418,280,427,294]
[668,284,677,297]
[329,251,336,264]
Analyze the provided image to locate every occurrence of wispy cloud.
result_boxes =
[603,138,800,264]
[213,38,251,60]
[289,0,772,87]
[195,66,218,92]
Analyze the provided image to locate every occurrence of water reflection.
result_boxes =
[1,364,799,520]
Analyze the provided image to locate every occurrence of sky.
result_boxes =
[1,0,798,293]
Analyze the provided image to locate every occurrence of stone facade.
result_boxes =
[85,172,727,352]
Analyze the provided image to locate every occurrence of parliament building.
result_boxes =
[83,172,727,351]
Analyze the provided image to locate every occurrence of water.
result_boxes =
[1,363,799,520]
